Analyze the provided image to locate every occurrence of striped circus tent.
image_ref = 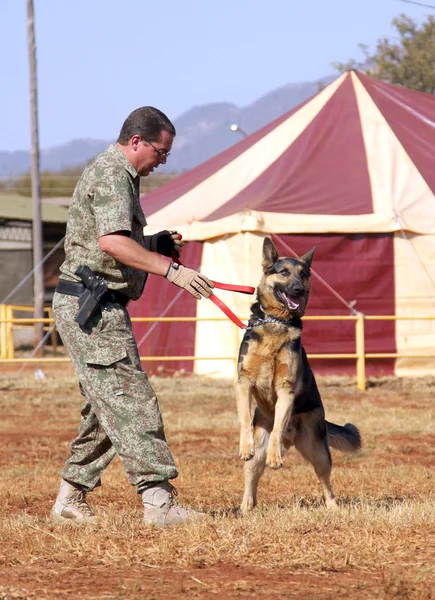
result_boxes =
[130,70,435,378]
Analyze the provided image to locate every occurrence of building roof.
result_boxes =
[42,196,72,207]
[141,71,435,239]
[0,194,68,223]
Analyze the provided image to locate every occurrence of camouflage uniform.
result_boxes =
[53,144,177,492]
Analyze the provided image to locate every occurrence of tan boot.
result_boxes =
[142,481,204,526]
[51,479,98,523]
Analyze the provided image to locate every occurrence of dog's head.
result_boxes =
[257,237,315,319]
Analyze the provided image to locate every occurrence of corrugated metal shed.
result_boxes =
[0,194,68,223]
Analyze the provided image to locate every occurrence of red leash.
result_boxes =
[171,251,255,329]
[208,281,255,329]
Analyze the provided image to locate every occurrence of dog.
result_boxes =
[236,236,361,513]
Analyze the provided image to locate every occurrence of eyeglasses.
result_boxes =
[143,139,170,158]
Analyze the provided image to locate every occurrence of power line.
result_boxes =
[397,0,435,9]
[0,236,65,305]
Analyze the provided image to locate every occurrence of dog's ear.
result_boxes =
[262,236,279,271]
[299,246,316,268]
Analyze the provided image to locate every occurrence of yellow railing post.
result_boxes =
[355,313,366,391]
[233,323,241,382]
[6,305,14,359]
[0,304,6,359]
[46,307,58,356]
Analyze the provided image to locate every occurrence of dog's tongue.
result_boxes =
[285,295,305,314]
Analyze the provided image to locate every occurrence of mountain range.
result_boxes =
[0,75,334,177]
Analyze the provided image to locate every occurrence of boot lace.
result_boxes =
[165,484,200,518]
[167,483,181,507]
[68,489,94,517]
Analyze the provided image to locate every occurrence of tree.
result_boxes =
[5,167,82,198]
[1,167,179,199]
[334,14,435,93]
[140,171,180,195]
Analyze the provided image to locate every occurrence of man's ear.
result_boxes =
[299,246,316,268]
[262,236,279,272]
[131,135,141,150]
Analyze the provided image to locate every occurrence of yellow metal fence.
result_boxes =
[1,304,435,391]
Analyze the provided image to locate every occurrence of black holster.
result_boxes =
[74,266,108,328]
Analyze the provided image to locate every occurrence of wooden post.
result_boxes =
[27,0,44,355]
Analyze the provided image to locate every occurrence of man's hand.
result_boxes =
[170,231,184,257]
[165,263,214,299]
[143,230,185,257]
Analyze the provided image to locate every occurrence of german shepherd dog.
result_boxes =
[236,237,361,513]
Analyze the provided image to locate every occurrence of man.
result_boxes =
[51,106,214,526]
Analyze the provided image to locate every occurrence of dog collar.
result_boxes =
[246,314,296,329]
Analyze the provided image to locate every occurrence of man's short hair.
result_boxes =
[117,107,176,145]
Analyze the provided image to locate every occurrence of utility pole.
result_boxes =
[26,0,44,353]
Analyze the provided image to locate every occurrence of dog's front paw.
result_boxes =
[239,435,255,461]
[239,446,255,461]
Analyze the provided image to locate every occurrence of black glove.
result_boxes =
[143,230,183,257]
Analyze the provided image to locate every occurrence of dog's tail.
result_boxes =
[326,421,361,453]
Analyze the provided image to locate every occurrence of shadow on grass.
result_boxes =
[338,494,417,509]
[269,494,417,511]
[208,506,242,518]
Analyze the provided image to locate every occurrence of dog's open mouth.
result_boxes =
[276,290,306,314]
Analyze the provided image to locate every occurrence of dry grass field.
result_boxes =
[0,370,434,599]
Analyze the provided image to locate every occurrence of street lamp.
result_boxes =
[230,123,248,138]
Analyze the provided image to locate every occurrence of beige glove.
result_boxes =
[165,263,214,299]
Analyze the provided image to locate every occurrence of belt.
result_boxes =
[55,279,130,307]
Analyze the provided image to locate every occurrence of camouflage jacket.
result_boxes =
[60,145,148,300]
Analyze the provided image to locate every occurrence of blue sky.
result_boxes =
[0,0,429,151]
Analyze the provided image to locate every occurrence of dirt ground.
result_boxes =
[0,370,434,599]
[0,565,407,600]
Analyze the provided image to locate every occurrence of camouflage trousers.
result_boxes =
[52,291,178,492]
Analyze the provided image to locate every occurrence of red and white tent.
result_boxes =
[130,70,435,378]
